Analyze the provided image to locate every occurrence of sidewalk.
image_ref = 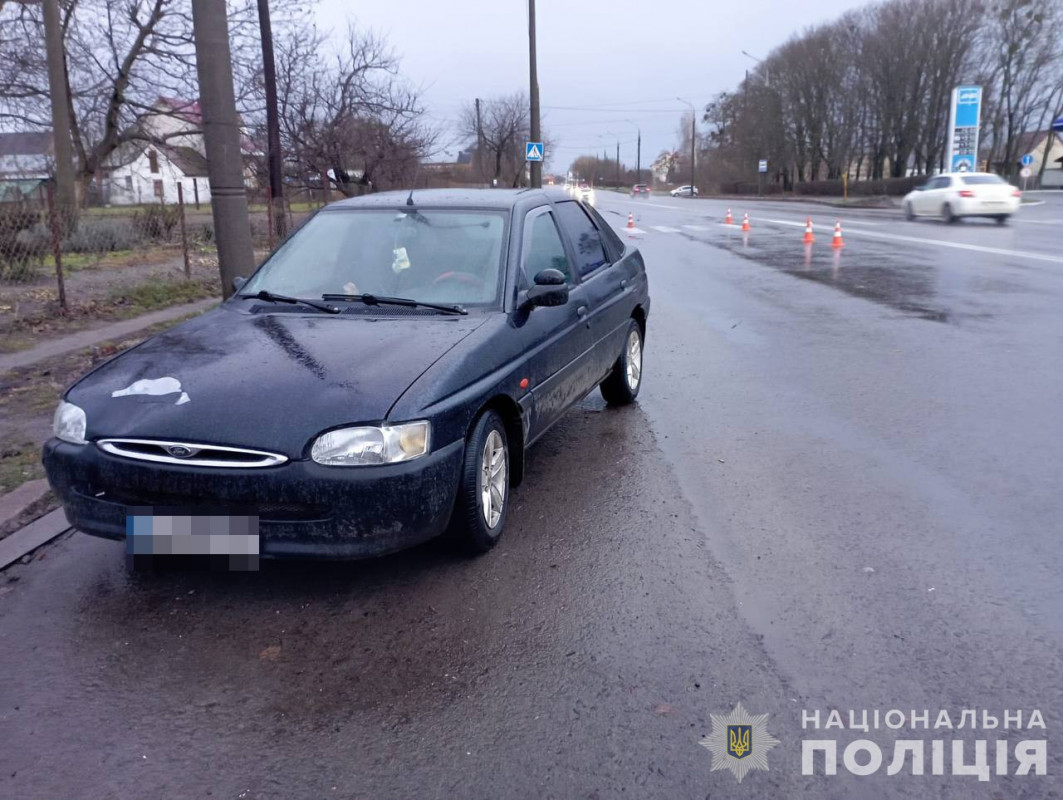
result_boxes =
[0,297,218,373]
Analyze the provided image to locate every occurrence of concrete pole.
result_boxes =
[528,0,541,189]
[191,0,255,298]
[256,0,286,238]
[42,0,77,210]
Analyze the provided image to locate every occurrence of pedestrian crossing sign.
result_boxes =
[525,141,544,162]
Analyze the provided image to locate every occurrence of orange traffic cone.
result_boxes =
[831,220,844,248]
[725,208,733,225]
[741,213,751,232]
[627,212,634,229]
[803,217,815,244]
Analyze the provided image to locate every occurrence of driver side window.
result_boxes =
[523,210,572,285]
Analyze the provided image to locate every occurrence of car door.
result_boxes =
[562,201,640,381]
[514,205,597,443]
[924,176,950,214]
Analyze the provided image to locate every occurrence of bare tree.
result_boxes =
[274,25,435,196]
[0,0,311,196]
[979,0,1062,177]
[460,93,529,187]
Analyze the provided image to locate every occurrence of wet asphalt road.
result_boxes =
[2,190,1063,799]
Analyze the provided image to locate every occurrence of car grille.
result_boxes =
[97,439,287,468]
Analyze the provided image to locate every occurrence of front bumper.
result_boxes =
[42,437,464,559]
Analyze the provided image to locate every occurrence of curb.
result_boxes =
[0,297,219,373]
[0,507,71,570]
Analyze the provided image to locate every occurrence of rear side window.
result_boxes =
[523,211,571,283]
[961,175,1006,185]
[554,201,609,278]
[584,203,624,261]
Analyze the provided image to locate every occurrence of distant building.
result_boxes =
[100,141,211,206]
[0,132,53,203]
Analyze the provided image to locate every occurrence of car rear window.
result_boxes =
[961,175,1006,185]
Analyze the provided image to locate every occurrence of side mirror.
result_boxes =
[523,268,569,309]
[232,276,247,293]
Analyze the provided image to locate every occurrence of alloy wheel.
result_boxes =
[480,430,507,528]
[626,329,643,391]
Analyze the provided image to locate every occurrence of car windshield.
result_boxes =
[242,208,507,306]
[961,175,1007,185]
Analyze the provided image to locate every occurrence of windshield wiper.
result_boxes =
[244,290,340,314]
[321,293,468,315]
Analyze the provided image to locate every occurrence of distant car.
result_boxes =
[631,184,651,198]
[579,184,595,205]
[903,172,1020,224]
[670,185,699,198]
[42,189,650,560]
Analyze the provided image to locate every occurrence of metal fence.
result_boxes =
[0,187,311,310]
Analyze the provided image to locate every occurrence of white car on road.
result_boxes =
[903,172,1021,224]
[670,185,699,198]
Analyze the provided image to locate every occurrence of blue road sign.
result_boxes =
[1052,117,1063,132]
[525,142,544,162]
[1021,153,1034,166]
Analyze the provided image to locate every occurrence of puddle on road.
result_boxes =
[696,226,966,323]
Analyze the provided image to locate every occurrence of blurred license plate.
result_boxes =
[126,510,259,570]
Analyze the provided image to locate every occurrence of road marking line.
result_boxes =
[758,217,1063,264]
[682,224,713,231]
[625,227,646,236]
[651,225,681,233]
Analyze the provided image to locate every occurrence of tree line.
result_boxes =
[0,0,434,201]
[696,0,1063,189]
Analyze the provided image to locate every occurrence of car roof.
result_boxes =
[329,187,570,210]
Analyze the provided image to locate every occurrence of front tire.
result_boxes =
[904,202,915,221]
[449,410,509,555]
[600,319,643,406]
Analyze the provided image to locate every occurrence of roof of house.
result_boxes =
[160,144,209,177]
[102,140,209,177]
[1012,130,1063,157]
[0,131,54,157]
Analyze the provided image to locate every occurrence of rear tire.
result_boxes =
[996,215,1009,225]
[942,203,956,224]
[448,410,509,555]
[600,319,643,406]
[904,202,915,221]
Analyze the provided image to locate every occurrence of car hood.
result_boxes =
[67,305,488,456]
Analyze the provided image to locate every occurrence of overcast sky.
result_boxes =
[315,0,874,173]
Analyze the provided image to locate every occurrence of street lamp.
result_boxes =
[599,133,620,188]
[624,119,641,185]
[677,97,696,195]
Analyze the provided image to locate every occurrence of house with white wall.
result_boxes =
[101,142,211,206]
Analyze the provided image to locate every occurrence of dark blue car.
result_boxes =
[43,189,650,559]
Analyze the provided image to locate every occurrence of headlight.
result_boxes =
[53,400,87,445]
[311,421,430,466]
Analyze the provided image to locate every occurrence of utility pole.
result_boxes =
[625,119,640,184]
[256,0,285,238]
[615,140,620,188]
[528,0,542,188]
[475,97,484,184]
[191,0,255,298]
[41,0,77,210]
[678,97,696,194]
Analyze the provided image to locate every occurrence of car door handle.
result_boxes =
[576,305,588,317]
[620,279,628,289]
